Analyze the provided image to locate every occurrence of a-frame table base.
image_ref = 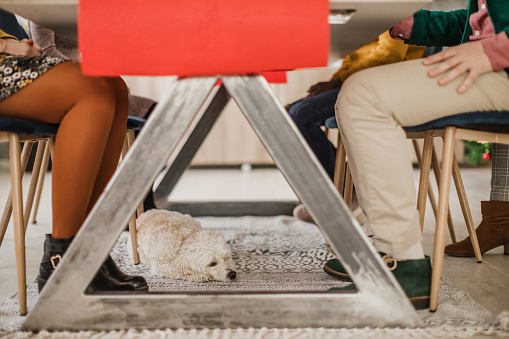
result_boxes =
[152,82,297,217]
[22,75,421,331]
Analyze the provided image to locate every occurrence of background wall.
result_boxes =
[122,68,338,166]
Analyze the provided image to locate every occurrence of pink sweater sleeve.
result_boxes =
[389,16,414,41]
[481,32,509,72]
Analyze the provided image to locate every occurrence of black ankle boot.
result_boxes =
[85,268,136,294]
[38,234,74,293]
[100,255,148,291]
[38,234,136,294]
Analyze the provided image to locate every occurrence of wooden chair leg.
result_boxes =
[121,133,129,161]
[126,130,136,163]
[431,145,457,243]
[0,142,34,247]
[430,127,456,312]
[451,154,482,262]
[127,130,145,218]
[417,131,433,231]
[136,203,145,219]
[31,141,51,224]
[344,165,353,208]
[128,214,140,264]
[324,126,330,139]
[412,140,439,220]
[8,133,27,315]
[48,136,55,157]
[334,134,347,196]
[125,130,140,264]
[23,140,47,230]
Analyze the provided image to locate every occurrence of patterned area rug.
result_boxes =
[1,216,508,338]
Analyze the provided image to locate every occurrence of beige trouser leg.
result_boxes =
[335,58,509,254]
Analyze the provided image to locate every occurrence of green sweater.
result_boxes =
[409,0,509,46]
[408,0,509,75]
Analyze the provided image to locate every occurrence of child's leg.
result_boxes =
[336,59,509,255]
[0,62,128,239]
[289,88,341,180]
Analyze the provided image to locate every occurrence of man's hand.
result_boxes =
[3,38,42,57]
[423,41,492,94]
[306,78,343,98]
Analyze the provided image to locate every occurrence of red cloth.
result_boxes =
[78,0,329,77]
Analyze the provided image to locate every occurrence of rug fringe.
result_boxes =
[497,311,509,332]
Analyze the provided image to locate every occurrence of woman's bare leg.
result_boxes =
[0,62,128,238]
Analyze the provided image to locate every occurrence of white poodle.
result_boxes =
[133,209,237,282]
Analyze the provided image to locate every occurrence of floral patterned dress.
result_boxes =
[0,53,66,101]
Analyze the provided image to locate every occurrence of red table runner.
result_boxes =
[79,0,329,77]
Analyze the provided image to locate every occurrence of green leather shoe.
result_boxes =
[323,257,355,282]
[326,255,432,310]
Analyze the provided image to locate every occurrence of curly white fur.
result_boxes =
[133,209,237,282]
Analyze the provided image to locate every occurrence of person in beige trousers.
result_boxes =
[323,1,509,309]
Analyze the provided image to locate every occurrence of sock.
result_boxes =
[387,243,425,260]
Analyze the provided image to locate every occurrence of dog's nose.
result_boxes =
[227,270,237,280]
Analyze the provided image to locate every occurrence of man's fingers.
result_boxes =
[457,71,478,94]
[437,62,468,85]
[428,57,460,77]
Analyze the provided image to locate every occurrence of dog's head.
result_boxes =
[172,229,237,283]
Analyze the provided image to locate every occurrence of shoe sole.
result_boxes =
[323,263,352,282]
[135,285,149,292]
[444,251,477,257]
[446,244,509,257]
[410,296,430,310]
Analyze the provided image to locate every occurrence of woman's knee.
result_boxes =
[69,70,129,128]
[110,77,129,101]
[63,67,116,112]
[108,77,129,120]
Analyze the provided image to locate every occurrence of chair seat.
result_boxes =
[326,111,509,134]
[404,111,509,133]
[0,118,58,136]
[127,116,146,131]
[325,116,338,129]
[0,116,145,136]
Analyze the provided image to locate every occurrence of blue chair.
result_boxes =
[0,118,58,315]
[0,116,146,315]
[405,111,509,311]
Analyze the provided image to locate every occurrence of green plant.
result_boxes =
[463,140,491,166]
